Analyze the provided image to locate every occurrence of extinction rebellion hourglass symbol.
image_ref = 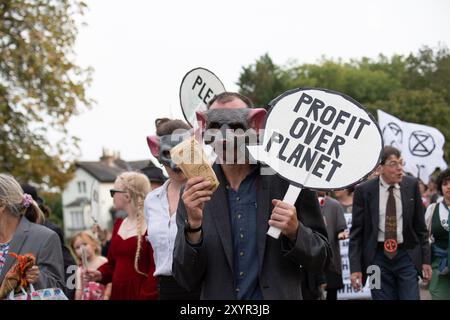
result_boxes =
[382,122,403,148]
[409,130,435,157]
[384,239,398,253]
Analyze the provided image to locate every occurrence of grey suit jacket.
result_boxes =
[349,175,431,280]
[172,164,330,300]
[321,197,347,275]
[0,217,65,291]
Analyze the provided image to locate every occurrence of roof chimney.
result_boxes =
[100,148,118,167]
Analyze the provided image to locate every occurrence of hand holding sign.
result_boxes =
[247,88,383,239]
[269,199,299,241]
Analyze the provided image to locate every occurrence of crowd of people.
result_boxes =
[0,91,448,300]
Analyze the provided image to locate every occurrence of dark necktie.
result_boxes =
[384,185,398,259]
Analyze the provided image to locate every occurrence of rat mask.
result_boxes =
[147,130,191,172]
[195,108,266,163]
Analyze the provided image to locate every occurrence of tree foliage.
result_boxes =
[238,53,289,107]
[237,45,450,162]
[42,191,63,227]
[0,0,92,188]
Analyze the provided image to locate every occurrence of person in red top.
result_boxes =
[84,172,158,300]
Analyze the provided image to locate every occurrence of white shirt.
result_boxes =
[378,176,404,243]
[144,180,178,277]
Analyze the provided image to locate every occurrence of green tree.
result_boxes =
[286,56,404,105]
[402,45,450,104]
[41,191,63,227]
[237,54,408,108]
[0,0,93,188]
[238,53,289,107]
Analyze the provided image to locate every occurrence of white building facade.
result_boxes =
[62,151,158,238]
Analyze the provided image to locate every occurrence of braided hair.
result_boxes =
[117,172,151,276]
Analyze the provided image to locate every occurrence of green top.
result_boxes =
[432,203,449,251]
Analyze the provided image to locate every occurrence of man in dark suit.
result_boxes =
[349,146,432,300]
[172,92,330,299]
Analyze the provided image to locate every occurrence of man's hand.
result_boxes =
[182,177,213,244]
[269,199,299,242]
[422,264,432,281]
[351,272,363,291]
[182,177,213,227]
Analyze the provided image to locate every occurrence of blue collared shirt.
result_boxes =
[226,166,262,300]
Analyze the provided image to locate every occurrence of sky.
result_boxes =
[68,0,450,162]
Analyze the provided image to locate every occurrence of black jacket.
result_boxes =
[173,164,331,300]
[43,220,76,299]
[349,175,430,280]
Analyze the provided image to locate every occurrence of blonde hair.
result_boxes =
[0,174,45,224]
[70,231,102,263]
[117,172,151,276]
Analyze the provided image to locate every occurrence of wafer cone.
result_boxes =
[170,137,219,191]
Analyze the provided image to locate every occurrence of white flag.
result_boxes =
[377,110,447,184]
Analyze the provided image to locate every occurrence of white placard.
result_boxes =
[248,88,383,190]
[337,213,372,300]
[247,88,383,238]
[179,67,226,127]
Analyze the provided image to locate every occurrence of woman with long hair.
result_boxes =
[84,172,158,299]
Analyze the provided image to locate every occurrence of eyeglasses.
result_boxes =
[110,189,127,197]
[383,160,405,168]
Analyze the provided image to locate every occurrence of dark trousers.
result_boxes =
[326,289,338,300]
[371,245,420,300]
[158,275,201,300]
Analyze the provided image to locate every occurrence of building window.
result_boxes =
[71,210,85,230]
[77,181,87,193]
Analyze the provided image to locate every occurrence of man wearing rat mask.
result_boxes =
[172,92,330,300]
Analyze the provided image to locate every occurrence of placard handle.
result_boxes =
[266,184,302,239]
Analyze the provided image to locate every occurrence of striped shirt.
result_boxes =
[0,242,10,275]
